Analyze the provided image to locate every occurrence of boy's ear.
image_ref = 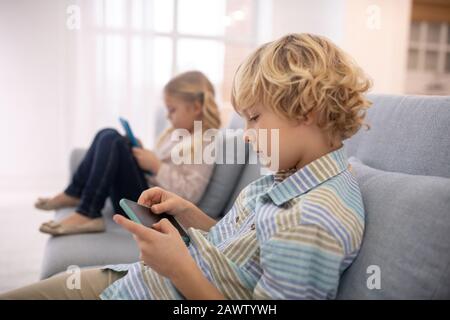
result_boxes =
[304,111,316,125]
[296,110,316,126]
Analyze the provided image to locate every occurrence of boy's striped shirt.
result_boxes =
[100,146,365,300]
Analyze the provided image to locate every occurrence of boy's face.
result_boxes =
[241,104,317,171]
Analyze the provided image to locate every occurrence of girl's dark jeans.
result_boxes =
[64,128,149,218]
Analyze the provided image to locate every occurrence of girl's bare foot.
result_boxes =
[34,193,80,211]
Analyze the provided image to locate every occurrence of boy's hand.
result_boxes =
[132,148,161,173]
[137,187,193,218]
[113,215,193,280]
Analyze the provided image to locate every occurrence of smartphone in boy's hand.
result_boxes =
[119,198,190,245]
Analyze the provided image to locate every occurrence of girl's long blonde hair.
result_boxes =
[157,70,222,149]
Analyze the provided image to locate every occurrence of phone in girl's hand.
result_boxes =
[119,198,190,245]
[119,117,140,148]
[119,117,153,175]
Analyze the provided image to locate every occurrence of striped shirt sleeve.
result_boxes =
[253,223,345,300]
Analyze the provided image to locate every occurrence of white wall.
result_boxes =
[0,0,413,189]
[0,0,68,188]
[0,0,164,188]
[272,0,345,44]
[270,0,412,94]
[341,0,412,94]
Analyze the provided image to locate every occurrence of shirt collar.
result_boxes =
[267,146,349,206]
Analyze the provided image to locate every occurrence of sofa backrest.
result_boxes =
[337,94,450,299]
[196,131,249,218]
[344,94,450,178]
[219,113,262,216]
[222,150,262,215]
[336,157,450,299]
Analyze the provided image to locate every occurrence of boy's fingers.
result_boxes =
[113,214,152,239]
[153,218,176,234]
[137,187,163,207]
[152,220,164,232]
[150,198,174,214]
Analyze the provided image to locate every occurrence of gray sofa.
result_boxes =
[41,94,450,299]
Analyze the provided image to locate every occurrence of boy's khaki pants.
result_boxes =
[0,268,125,300]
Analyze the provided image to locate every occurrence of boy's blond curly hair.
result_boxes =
[231,33,372,142]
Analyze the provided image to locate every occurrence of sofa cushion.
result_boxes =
[222,149,262,215]
[336,158,450,299]
[220,111,263,215]
[40,200,140,279]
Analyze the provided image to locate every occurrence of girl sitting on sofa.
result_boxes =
[34,70,221,236]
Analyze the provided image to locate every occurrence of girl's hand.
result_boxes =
[132,148,161,173]
[113,215,193,280]
[137,187,193,218]
[136,137,143,148]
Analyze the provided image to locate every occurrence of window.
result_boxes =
[92,0,258,113]
[407,21,450,74]
[406,21,450,95]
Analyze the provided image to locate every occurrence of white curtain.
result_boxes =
[64,0,171,152]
